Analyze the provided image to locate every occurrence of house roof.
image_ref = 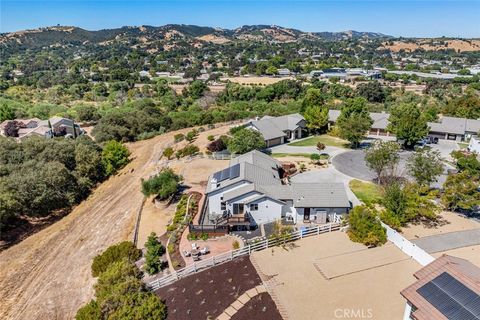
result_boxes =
[401,255,480,320]
[208,150,350,209]
[250,113,306,141]
[259,183,351,208]
[329,109,480,136]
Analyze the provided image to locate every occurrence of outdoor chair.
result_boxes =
[183,250,191,257]
[192,255,201,262]
[200,247,210,255]
[191,243,197,250]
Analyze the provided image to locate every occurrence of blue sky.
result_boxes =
[1,1,479,37]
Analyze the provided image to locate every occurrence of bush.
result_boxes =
[101,140,130,176]
[207,138,227,152]
[207,135,215,141]
[162,147,174,160]
[144,232,166,275]
[175,144,200,158]
[185,129,198,143]
[347,205,386,247]
[77,250,167,320]
[91,241,141,277]
[141,169,182,200]
[232,240,240,250]
[173,133,185,143]
[227,128,266,154]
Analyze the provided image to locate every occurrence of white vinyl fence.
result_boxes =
[382,222,435,266]
[148,222,341,290]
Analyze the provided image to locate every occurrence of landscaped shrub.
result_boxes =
[173,133,185,143]
[347,205,386,247]
[232,240,240,249]
[144,232,166,275]
[175,144,200,158]
[207,135,215,141]
[185,129,198,143]
[207,138,227,152]
[141,169,183,200]
[91,241,142,277]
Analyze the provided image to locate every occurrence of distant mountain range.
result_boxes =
[0,24,392,49]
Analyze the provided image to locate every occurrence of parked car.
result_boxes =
[425,136,439,144]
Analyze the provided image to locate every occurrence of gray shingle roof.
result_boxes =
[250,113,305,141]
[330,109,480,136]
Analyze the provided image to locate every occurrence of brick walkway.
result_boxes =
[216,284,267,320]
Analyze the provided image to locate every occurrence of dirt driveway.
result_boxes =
[0,124,231,320]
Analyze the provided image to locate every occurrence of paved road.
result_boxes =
[412,229,480,253]
[290,167,361,207]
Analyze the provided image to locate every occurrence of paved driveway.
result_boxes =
[332,149,451,188]
[412,229,480,253]
[290,166,361,207]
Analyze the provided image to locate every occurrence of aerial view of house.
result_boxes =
[0,116,84,140]
[202,150,350,228]
[246,113,307,147]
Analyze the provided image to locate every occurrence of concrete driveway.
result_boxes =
[332,149,451,188]
[290,166,361,207]
[412,229,480,253]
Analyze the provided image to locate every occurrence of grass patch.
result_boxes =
[349,179,382,205]
[458,142,469,149]
[288,134,350,148]
[271,153,312,158]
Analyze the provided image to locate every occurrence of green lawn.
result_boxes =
[458,142,469,149]
[271,153,330,159]
[349,179,382,205]
[288,134,350,148]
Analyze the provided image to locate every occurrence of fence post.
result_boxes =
[248,244,251,255]
[329,223,332,232]
[266,238,269,248]
[193,263,197,273]
[231,251,234,260]
[317,225,320,235]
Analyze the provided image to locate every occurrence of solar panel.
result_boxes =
[229,164,240,179]
[417,272,480,320]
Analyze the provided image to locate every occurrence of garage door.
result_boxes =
[267,138,283,147]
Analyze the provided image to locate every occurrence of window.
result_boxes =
[221,202,226,210]
[250,204,258,211]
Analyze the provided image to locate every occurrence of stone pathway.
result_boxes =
[216,284,267,320]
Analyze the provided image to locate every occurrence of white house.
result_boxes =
[203,151,351,230]
[245,113,307,147]
[468,136,480,154]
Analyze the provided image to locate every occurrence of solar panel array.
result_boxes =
[212,164,240,182]
[417,272,480,320]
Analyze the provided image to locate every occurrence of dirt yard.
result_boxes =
[0,123,233,320]
[251,232,420,320]
[401,211,480,240]
[382,39,480,52]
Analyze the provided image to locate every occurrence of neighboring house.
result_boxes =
[246,113,307,147]
[401,255,480,320]
[277,68,291,77]
[328,110,480,142]
[202,150,351,230]
[0,116,83,140]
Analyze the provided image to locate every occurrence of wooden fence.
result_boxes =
[147,222,341,290]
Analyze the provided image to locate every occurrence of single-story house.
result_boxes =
[401,255,480,320]
[203,150,351,229]
[328,110,480,142]
[246,113,307,147]
[0,116,83,140]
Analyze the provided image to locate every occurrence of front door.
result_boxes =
[304,208,310,221]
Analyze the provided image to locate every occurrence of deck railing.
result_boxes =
[148,222,341,290]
